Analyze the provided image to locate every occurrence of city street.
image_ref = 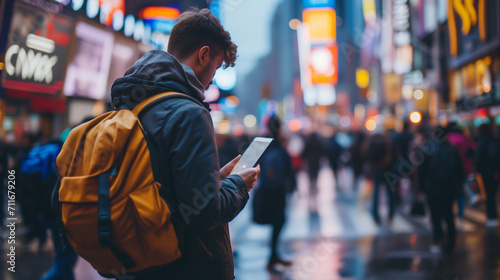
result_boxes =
[2,165,499,280]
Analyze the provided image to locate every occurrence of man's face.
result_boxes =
[199,52,225,90]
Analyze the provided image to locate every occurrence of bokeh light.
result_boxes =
[410,111,422,123]
[232,124,245,136]
[288,119,302,131]
[289,19,301,30]
[365,119,377,131]
[413,89,424,100]
[243,114,257,128]
[216,120,231,134]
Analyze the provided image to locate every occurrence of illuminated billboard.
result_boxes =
[63,21,114,99]
[2,1,74,95]
[303,8,336,43]
[310,44,338,85]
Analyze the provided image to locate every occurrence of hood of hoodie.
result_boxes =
[111,50,208,109]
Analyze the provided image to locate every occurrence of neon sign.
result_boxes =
[448,0,487,57]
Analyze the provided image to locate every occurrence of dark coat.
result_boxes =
[111,50,249,280]
[426,141,465,199]
[253,141,294,225]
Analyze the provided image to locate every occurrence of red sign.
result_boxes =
[310,44,338,85]
[2,2,74,95]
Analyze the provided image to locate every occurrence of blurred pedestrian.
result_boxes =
[474,123,500,227]
[391,122,413,205]
[34,137,79,280]
[302,132,325,201]
[424,127,465,253]
[447,122,473,223]
[365,133,394,225]
[327,132,343,191]
[252,115,295,270]
[349,131,366,189]
[408,126,429,217]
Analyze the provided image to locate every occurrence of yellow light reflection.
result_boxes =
[365,119,376,131]
[289,19,301,30]
[216,120,231,134]
[410,112,422,124]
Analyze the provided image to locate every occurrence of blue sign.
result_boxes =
[303,0,335,8]
[144,19,176,34]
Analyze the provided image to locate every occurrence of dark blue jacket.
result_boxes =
[111,50,249,280]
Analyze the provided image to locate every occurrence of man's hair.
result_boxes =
[168,8,237,68]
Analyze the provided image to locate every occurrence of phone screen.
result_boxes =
[231,137,274,174]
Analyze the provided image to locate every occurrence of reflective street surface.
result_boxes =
[2,166,500,280]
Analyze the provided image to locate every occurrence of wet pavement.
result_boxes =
[1,166,500,280]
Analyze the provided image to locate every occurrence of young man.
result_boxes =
[110,9,260,280]
[425,127,465,253]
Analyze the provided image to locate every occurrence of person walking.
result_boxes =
[474,123,500,227]
[424,127,465,253]
[302,132,325,203]
[365,133,394,225]
[252,115,295,270]
[327,132,343,191]
[447,122,473,223]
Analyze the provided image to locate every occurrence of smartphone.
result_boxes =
[231,137,274,174]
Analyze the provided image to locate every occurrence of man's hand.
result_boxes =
[234,165,261,192]
[220,155,241,180]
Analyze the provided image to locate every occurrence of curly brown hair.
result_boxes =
[167,8,237,69]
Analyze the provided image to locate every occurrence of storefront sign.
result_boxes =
[448,0,500,68]
[2,1,73,95]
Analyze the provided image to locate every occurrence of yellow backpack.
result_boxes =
[54,92,195,277]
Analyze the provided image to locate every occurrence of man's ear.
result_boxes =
[198,46,211,67]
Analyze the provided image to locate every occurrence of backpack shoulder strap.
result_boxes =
[132,92,204,116]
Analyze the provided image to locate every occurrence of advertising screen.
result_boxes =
[2,1,74,95]
[105,38,142,99]
[63,21,114,99]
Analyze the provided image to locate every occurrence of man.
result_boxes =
[252,116,294,270]
[424,127,465,253]
[475,123,500,227]
[365,133,394,225]
[110,9,260,280]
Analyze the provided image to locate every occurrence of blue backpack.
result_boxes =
[21,143,61,180]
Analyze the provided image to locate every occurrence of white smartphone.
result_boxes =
[230,137,274,174]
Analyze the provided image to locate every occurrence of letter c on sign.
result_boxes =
[5,44,19,76]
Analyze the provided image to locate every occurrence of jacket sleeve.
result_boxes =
[165,104,249,231]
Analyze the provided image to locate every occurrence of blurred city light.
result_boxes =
[204,85,220,103]
[362,0,377,24]
[0,62,4,70]
[288,119,302,132]
[310,44,338,85]
[124,14,135,37]
[243,114,257,128]
[356,68,370,89]
[303,8,336,42]
[214,67,237,91]
[216,120,231,134]
[232,124,245,136]
[413,89,424,100]
[289,19,301,30]
[340,115,351,128]
[316,85,336,105]
[140,6,180,19]
[410,111,422,123]
[402,85,413,100]
[365,118,376,131]
[354,104,366,123]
